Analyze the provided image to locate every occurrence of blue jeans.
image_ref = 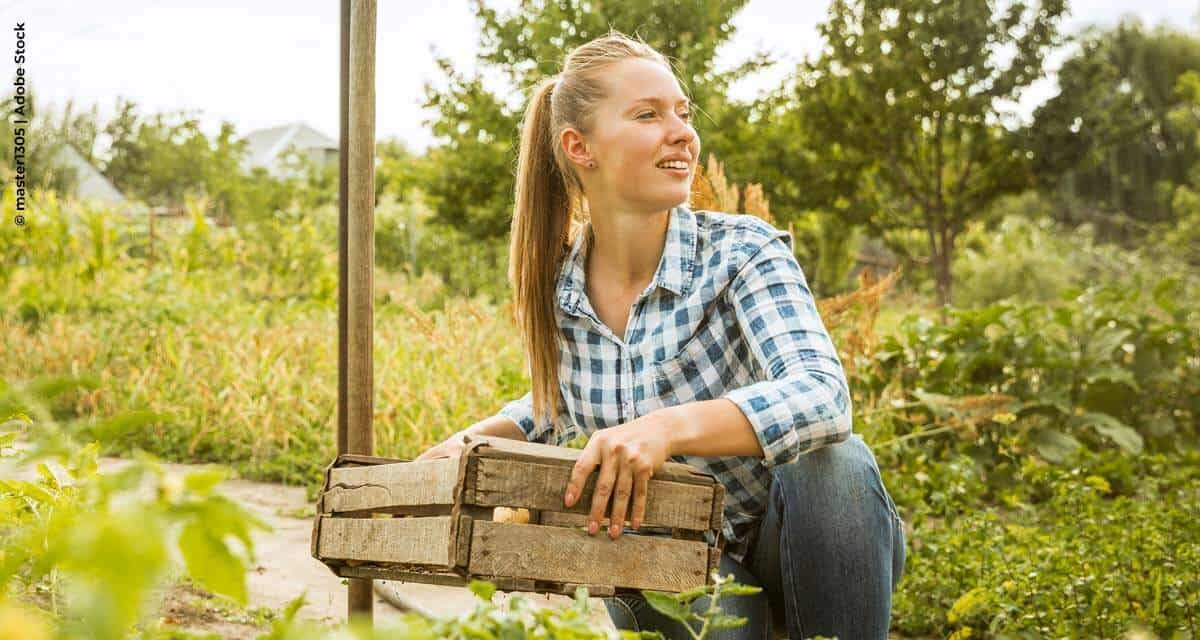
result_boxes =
[603,434,905,639]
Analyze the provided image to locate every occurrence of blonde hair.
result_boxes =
[509,30,675,425]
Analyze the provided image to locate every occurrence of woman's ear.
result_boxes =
[560,127,595,170]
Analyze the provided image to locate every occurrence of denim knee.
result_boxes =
[768,434,901,523]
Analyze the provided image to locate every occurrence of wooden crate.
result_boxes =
[310,434,725,597]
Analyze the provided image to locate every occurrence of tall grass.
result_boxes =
[2,190,529,487]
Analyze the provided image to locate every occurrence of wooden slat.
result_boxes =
[464,435,712,485]
[324,458,459,513]
[339,565,469,587]
[317,516,454,566]
[469,521,708,593]
[471,458,714,531]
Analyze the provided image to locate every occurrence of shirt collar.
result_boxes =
[557,204,698,317]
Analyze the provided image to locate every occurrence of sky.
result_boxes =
[4,0,1197,154]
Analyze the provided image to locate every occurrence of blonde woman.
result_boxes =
[416,30,905,639]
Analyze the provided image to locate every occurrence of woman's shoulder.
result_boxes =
[690,207,794,261]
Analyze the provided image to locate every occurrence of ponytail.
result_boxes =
[508,30,674,426]
[510,76,573,425]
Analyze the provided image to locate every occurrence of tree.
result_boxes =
[0,84,103,195]
[101,98,294,224]
[1027,19,1200,239]
[787,0,1067,307]
[419,0,774,241]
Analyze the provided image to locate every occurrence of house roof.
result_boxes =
[242,122,338,172]
[52,144,126,205]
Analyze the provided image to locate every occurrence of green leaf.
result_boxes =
[718,583,763,597]
[469,579,496,602]
[184,466,230,495]
[1084,327,1133,364]
[1030,428,1082,464]
[674,584,711,604]
[1083,366,1139,391]
[707,613,748,629]
[77,410,162,444]
[178,520,248,605]
[1069,412,1144,454]
[642,590,693,624]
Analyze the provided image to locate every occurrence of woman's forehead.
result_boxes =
[602,59,687,108]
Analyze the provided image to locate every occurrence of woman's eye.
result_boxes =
[639,111,693,121]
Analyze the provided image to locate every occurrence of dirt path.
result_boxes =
[2,452,615,637]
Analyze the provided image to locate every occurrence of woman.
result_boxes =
[416,30,905,639]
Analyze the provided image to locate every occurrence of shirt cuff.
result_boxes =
[496,393,551,444]
[722,376,853,468]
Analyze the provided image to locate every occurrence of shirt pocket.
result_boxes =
[650,330,718,405]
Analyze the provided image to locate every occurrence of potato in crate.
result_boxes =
[310,434,725,596]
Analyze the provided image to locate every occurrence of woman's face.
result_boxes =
[567,57,700,213]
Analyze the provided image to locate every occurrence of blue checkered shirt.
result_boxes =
[496,204,853,563]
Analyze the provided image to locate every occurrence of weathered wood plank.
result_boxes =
[324,458,459,513]
[463,435,711,485]
[339,565,469,587]
[317,516,454,566]
[469,521,709,593]
[471,458,714,531]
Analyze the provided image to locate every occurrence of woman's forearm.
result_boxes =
[464,414,529,441]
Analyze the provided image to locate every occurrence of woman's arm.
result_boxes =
[712,233,854,467]
[462,413,528,440]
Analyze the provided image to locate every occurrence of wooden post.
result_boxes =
[340,0,377,623]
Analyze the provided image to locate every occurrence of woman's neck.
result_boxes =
[585,205,671,292]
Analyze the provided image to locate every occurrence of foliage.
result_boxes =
[375,190,511,302]
[1027,19,1200,236]
[420,0,773,241]
[0,377,270,640]
[790,0,1067,305]
[857,280,1199,466]
[638,573,763,640]
[950,208,1166,307]
[887,445,1200,638]
[0,91,101,195]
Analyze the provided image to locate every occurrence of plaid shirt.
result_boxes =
[496,204,853,564]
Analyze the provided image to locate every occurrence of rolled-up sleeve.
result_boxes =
[496,390,579,446]
[720,234,854,467]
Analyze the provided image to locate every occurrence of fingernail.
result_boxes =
[588,520,597,535]
[565,491,574,507]
[610,524,619,538]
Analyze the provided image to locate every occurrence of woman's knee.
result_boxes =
[768,434,900,524]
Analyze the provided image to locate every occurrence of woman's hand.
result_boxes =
[563,411,675,539]
[413,430,469,461]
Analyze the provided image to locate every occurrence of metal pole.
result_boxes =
[342,0,377,623]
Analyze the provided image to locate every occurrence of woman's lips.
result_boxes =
[658,166,690,178]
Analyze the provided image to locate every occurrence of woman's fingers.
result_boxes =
[588,453,618,536]
[565,443,601,508]
[630,470,650,530]
[608,466,635,539]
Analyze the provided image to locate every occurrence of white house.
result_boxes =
[241,122,338,179]
[52,144,126,206]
